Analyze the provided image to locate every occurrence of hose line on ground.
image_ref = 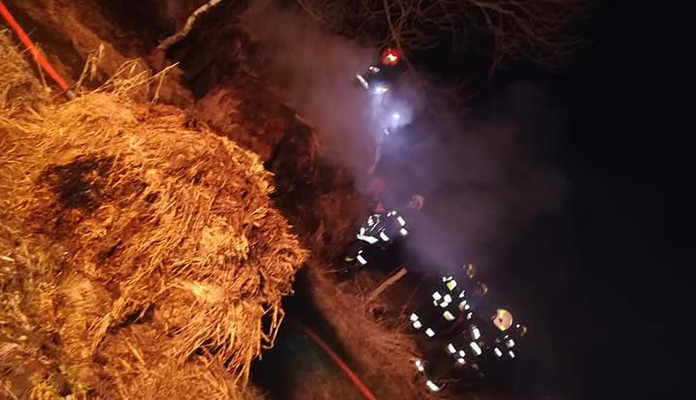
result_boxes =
[0,1,74,99]
[292,317,379,400]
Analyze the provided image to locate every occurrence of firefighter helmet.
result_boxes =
[492,309,514,331]
[381,47,401,66]
[464,263,477,278]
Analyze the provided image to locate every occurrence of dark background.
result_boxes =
[552,1,688,398]
[495,1,688,398]
[404,0,689,398]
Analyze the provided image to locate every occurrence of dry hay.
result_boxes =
[304,260,439,400]
[8,0,194,107]
[290,183,435,399]
[196,78,289,162]
[0,32,305,399]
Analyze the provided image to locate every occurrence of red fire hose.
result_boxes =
[292,318,378,400]
[0,0,74,98]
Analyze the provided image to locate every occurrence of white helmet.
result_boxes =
[492,309,514,332]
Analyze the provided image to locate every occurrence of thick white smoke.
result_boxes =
[239,0,423,188]
[239,0,569,279]
[390,81,569,272]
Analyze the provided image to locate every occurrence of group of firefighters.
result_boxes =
[409,266,528,392]
[340,47,528,393]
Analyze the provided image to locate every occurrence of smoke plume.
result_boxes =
[240,0,424,187]
[239,0,569,280]
[238,3,573,394]
[392,82,569,273]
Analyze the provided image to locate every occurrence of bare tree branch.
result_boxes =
[293,0,587,70]
[157,0,226,52]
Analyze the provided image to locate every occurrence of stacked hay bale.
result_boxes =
[0,31,306,399]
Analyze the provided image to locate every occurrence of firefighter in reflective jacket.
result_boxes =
[355,47,406,90]
[409,267,483,339]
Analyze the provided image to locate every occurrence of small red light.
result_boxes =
[381,48,401,66]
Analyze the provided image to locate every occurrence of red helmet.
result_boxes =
[381,47,401,66]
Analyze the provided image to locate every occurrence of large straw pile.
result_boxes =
[0,31,306,399]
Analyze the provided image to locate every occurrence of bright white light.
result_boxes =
[425,380,441,392]
[458,290,466,298]
[425,328,435,337]
[458,350,466,357]
[379,231,390,241]
[397,216,406,226]
[467,312,473,320]
[392,112,401,120]
[356,74,369,89]
[446,280,457,291]
[410,313,419,322]
[457,357,466,364]
[400,228,408,236]
[444,294,452,304]
[494,348,503,357]
[374,86,389,95]
[447,343,456,354]
[470,342,482,355]
[508,350,516,359]
[471,326,481,340]
[415,360,425,372]
[442,311,455,321]
[412,320,422,329]
[458,301,467,311]
[356,234,378,244]
[506,339,516,348]
[357,254,367,265]
[432,292,442,301]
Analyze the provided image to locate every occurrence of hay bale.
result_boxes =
[196,75,292,162]
[0,32,305,399]
[0,30,50,116]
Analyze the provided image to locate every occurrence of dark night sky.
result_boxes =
[521,1,689,398]
[412,1,689,398]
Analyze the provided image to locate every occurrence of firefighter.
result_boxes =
[355,47,406,91]
[338,192,422,276]
[409,270,471,339]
